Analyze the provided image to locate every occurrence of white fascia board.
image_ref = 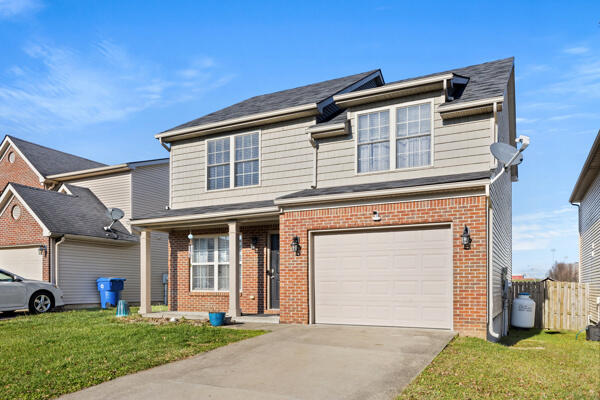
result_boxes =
[131,207,280,228]
[0,184,52,236]
[437,96,504,112]
[0,137,46,184]
[274,179,490,207]
[333,74,454,104]
[46,164,131,182]
[155,103,319,141]
[61,234,138,246]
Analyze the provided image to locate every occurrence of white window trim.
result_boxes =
[190,234,230,293]
[205,130,262,192]
[189,234,243,293]
[354,99,434,175]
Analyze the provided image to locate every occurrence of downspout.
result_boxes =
[54,236,66,287]
[571,201,594,323]
[159,137,173,209]
[159,137,171,152]
[307,129,318,189]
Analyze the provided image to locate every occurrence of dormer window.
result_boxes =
[206,132,260,191]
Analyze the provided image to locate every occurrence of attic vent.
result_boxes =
[8,152,15,163]
[11,205,21,220]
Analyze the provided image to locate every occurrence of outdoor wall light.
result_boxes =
[38,245,47,256]
[372,210,381,221]
[290,236,301,256]
[251,236,258,250]
[461,225,472,250]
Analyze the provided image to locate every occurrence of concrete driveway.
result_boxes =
[60,324,454,400]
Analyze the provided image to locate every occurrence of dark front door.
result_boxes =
[269,234,280,309]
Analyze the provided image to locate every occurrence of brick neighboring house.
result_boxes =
[570,129,600,323]
[0,136,169,306]
[132,57,519,340]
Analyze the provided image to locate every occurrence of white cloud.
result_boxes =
[513,207,578,251]
[563,46,589,55]
[516,117,537,124]
[0,41,234,133]
[0,0,41,18]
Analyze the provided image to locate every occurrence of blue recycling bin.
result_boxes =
[96,277,126,308]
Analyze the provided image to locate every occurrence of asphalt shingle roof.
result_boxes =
[11,183,136,241]
[133,200,276,221]
[163,70,380,133]
[7,136,106,176]
[277,171,492,200]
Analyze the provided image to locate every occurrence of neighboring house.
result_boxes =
[512,274,525,280]
[0,136,169,306]
[133,57,517,340]
[570,129,600,323]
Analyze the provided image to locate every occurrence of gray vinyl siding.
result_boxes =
[131,163,169,218]
[57,239,167,305]
[68,172,133,231]
[170,118,315,208]
[580,172,600,322]
[490,87,512,317]
[169,91,495,209]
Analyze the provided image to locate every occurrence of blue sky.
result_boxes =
[1,1,598,277]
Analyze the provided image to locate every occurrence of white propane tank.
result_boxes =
[511,292,535,328]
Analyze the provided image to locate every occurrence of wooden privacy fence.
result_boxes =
[510,281,590,330]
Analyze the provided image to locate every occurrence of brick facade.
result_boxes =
[0,144,43,192]
[0,196,51,282]
[167,225,278,314]
[278,196,489,338]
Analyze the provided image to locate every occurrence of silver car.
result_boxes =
[0,268,65,314]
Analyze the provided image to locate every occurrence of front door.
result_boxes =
[269,234,280,309]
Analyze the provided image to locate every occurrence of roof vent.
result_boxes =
[446,75,469,101]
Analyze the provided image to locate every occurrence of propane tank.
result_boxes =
[511,292,535,328]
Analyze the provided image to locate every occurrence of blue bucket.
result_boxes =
[209,312,226,326]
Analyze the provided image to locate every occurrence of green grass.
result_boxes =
[399,329,600,400]
[0,308,265,400]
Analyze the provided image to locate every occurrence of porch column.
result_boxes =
[139,230,152,314]
[228,220,241,317]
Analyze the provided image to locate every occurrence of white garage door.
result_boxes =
[314,227,453,329]
[0,247,43,280]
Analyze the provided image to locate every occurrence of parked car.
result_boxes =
[0,268,64,314]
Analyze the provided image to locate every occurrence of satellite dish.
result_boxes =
[491,142,523,166]
[104,208,125,232]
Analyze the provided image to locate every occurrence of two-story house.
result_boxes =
[0,135,169,307]
[570,130,600,323]
[132,57,517,340]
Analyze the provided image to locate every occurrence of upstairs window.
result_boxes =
[356,101,433,173]
[206,132,260,190]
[235,133,259,187]
[357,110,390,173]
[396,103,431,168]
[207,138,230,190]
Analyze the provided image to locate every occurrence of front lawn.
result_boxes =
[0,308,264,400]
[399,329,600,399]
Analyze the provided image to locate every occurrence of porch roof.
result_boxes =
[131,200,278,229]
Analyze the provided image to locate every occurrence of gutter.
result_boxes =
[274,179,490,207]
[333,74,454,108]
[46,164,131,182]
[131,207,280,228]
[155,103,320,143]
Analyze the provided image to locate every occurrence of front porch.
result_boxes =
[135,209,282,320]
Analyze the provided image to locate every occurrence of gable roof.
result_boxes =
[570,130,600,203]
[3,136,106,177]
[161,70,382,134]
[4,183,136,241]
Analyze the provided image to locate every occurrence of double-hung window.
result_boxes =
[356,102,432,172]
[206,132,259,190]
[207,138,230,190]
[357,111,390,173]
[396,103,431,168]
[191,236,229,291]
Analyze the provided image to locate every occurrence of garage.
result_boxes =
[313,226,453,329]
[0,247,43,280]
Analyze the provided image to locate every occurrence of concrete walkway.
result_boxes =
[60,324,454,400]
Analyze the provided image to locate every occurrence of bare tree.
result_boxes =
[547,262,579,282]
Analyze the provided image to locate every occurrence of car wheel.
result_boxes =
[29,291,54,314]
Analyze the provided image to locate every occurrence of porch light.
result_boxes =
[461,226,472,250]
[251,236,258,250]
[38,245,47,256]
[291,236,301,256]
